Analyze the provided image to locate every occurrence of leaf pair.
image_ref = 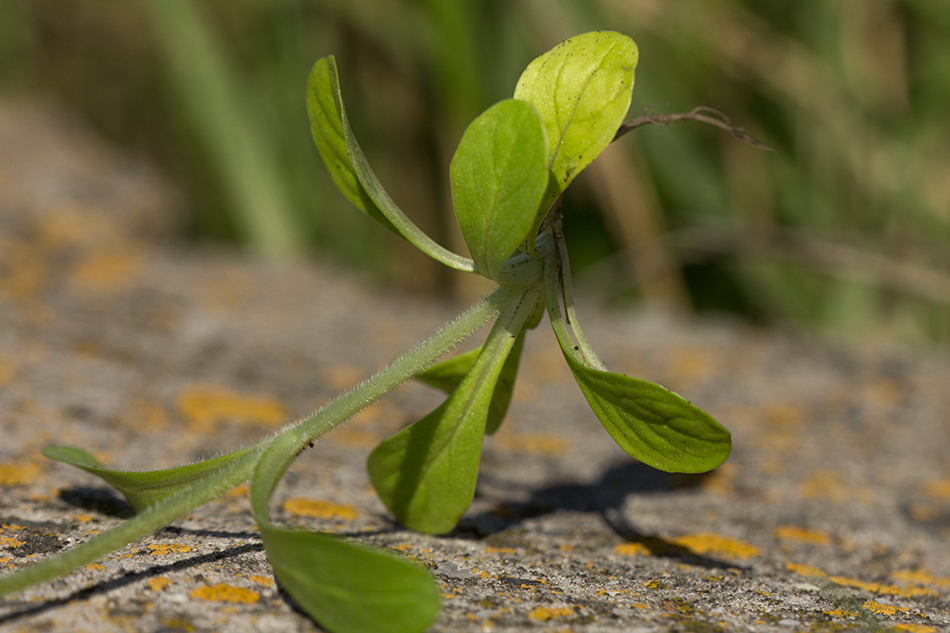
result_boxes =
[368,286,542,534]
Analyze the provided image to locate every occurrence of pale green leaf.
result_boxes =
[514,31,638,211]
[43,444,258,512]
[450,99,548,282]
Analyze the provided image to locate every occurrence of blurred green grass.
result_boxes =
[2,0,948,347]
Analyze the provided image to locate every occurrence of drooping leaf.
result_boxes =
[42,444,259,512]
[307,56,475,272]
[514,31,638,216]
[561,353,731,473]
[368,287,539,534]
[450,99,548,282]
[250,427,441,633]
[259,526,440,633]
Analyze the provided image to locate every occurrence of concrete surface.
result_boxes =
[1,99,949,633]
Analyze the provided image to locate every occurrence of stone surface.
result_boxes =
[1,98,949,632]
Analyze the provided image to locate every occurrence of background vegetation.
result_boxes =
[2,0,949,348]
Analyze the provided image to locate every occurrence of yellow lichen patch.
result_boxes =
[787,562,827,577]
[492,431,570,456]
[614,542,650,556]
[85,563,106,571]
[892,569,950,589]
[673,533,760,559]
[190,583,260,604]
[862,600,907,616]
[73,514,94,523]
[528,606,574,621]
[248,575,275,587]
[148,543,195,556]
[69,249,146,291]
[177,385,286,433]
[0,461,42,486]
[1,536,26,548]
[148,577,172,591]
[163,618,196,632]
[892,624,937,633]
[774,525,832,545]
[486,546,517,554]
[282,497,359,521]
[828,574,936,598]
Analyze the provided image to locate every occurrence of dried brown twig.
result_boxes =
[615,106,773,150]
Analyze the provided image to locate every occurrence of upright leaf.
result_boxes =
[368,286,540,533]
[414,332,527,436]
[450,99,548,283]
[514,31,638,213]
[43,444,259,512]
[307,56,475,272]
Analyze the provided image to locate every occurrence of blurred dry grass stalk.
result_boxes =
[2,0,948,346]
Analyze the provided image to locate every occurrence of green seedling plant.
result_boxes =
[0,32,743,633]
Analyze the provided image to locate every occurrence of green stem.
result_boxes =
[542,223,607,371]
[0,285,519,598]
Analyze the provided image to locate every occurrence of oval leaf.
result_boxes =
[260,525,440,633]
[514,31,638,206]
[561,354,731,473]
[450,99,548,282]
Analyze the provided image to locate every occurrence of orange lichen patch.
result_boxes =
[485,546,517,554]
[787,562,827,577]
[774,525,832,545]
[85,563,106,571]
[177,385,286,433]
[615,542,650,556]
[0,536,26,548]
[190,583,260,604]
[147,543,195,556]
[69,249,146,291]
[920,479,950,499]
[222,483,249,500]
[248,575,275,587]
[282,497,359,521]
[0,460,43,486]
[148,577,172,592]
[862,600,908,616]
[72,514,94,523]
[672,533,760,559]
[492,432,570,456]
[528,606,574,621]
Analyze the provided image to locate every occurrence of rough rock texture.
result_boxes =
[1,98,949,633]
